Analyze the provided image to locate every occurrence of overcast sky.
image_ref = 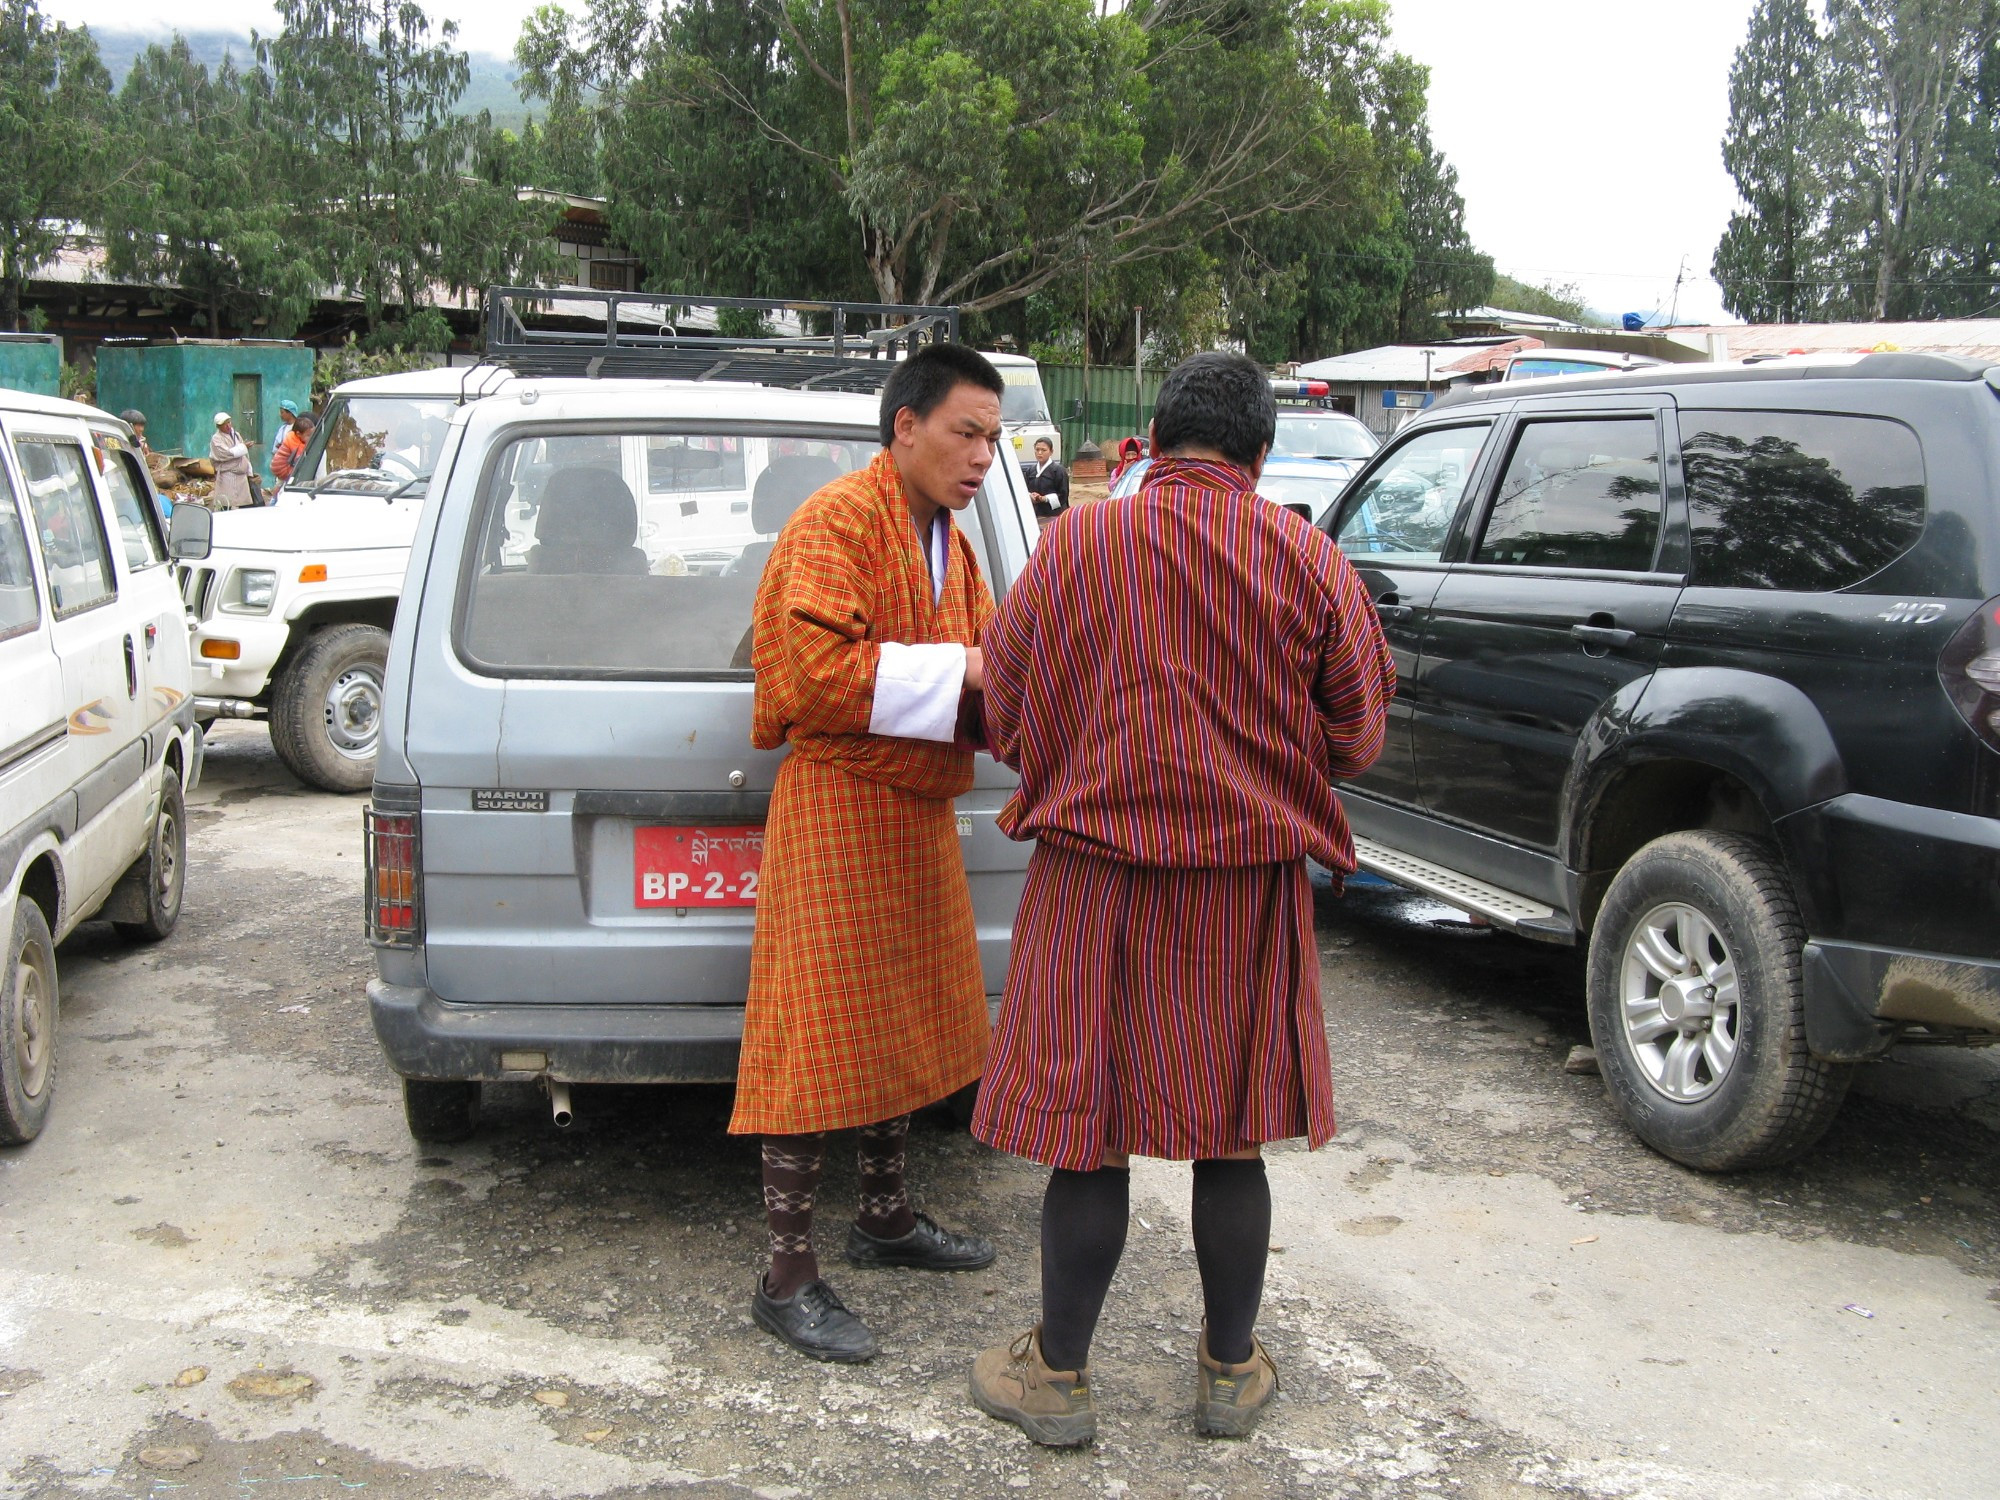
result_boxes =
[51,0,1756,325]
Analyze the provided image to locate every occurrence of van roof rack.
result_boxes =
[482,286,960,391]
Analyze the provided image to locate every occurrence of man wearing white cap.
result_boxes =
[210,413,256,509]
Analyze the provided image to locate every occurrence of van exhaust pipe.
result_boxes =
[546,1079,574,1128]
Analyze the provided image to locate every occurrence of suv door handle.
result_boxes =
[1375,594,1414,622]
[1571,622,1636,650]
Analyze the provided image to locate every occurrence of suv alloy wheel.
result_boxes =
[1585,832,1851,1170]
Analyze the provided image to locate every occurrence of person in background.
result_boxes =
[965,352,1396,1447]
[270,399,301,469]
[119,409,150,457]
[1024,438,1069,520]
[210,413,256,509]
[272,412,317,485]
[1107,435,1146,485]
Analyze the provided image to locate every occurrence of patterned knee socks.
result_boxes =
[855,1114,918,1240]
[760,1133,826,1299]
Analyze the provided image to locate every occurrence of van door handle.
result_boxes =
[123,634,139,698]
[1571,622,1635,650]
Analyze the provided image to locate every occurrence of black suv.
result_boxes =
[1323,353,2000,1170]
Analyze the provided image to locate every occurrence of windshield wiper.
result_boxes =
[384,470,433,501]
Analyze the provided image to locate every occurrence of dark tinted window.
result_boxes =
[1477,417,1663,570]
[1681,411,1925,591]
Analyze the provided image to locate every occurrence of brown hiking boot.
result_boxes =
[969,1327,1097,1447]
[1194,1326,1279,1437]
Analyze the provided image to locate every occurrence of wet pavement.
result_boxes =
[1,724,1995,1499]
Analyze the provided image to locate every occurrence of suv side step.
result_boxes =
[1352,836,1575,941]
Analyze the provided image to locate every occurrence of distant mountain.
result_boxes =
[88,26,532,132]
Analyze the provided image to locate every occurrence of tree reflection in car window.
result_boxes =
[1680,412,1926,592]
[1477,418,1663,571]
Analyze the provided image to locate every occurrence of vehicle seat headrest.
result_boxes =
[752,456,845,535]
[537,466,639,552]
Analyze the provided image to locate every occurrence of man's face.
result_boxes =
[893,380,1002,512]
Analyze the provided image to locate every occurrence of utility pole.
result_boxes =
[1081,251,1092,450]
[1133,306,1143,438]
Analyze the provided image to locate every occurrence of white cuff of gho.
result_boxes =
[869,642,967,741]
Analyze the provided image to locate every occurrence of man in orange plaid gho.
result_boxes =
[726,344,1006,1361]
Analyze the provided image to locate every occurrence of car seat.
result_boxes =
[526,467,650,576]
[727,455,847,666]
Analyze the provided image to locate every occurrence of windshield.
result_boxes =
[998,365,1051,425]
[1273,413,1376,460]
[293,395,458,495]
[1258,471,1352,523]
[1506,358,1618,380]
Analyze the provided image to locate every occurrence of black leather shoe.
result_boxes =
[751,1277,879,1363]
[845,1211,997,1271]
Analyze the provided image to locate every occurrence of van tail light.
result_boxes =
[364,799,422,948]
[1940,596,2000,753]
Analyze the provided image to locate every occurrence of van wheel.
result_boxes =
[2,900,59,1144]
[1586,832,1850,1171]
[270,624,390,794]
[110,772,187,943]
[403,1078,480,1144]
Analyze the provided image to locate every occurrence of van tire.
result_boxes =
[109,772,186,943]
[2,899,59,1144]
[1586,831,1850,1171]
[270,624,390,794]
[403,1078,480,1143]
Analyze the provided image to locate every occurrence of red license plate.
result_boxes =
[634,824,763,908]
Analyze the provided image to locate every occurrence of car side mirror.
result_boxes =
[169,502,212,561]
[1284,502,1311,520]
[1066,398,1085,421]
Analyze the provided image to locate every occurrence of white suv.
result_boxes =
[180,365,472,792]
[1,392,197,1143]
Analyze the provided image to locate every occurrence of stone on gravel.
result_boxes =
[227,1370,317,1401]
[171,1366,207,1387]
[1564,1045,1599,1075]
[137,1445,202,1469]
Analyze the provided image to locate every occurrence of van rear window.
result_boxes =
[458,428,963,679]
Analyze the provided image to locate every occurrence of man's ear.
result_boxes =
[1146,420,1157,453]
[1245,442,1270,486]
[892,404,918,448]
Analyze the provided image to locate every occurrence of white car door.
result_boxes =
[0,454,64,881]
[93,436,189,742]
[7,420,150,927]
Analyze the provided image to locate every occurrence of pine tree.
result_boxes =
[1713,0,1837,322]
[0,0,113,331]
[103,39,320,336]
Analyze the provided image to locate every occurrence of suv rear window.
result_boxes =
[459,428,961,678]
[1477,417,1664,571]
[1681,411,1926,591]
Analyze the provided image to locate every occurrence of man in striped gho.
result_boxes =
[966,351,1396,1444]
[728,344,1006,1363]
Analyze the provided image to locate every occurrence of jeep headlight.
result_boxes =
[222,568,277,614]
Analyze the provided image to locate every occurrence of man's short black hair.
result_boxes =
[1151,352,1276,469]
[880,343,1005,447]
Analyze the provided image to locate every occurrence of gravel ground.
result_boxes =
[0,723,1994,1500]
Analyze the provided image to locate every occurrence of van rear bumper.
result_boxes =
[368,979,743,1084]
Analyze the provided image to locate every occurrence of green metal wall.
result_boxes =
[96,341,313,482]
[0,335,61,398]
[1041,363,1164,457]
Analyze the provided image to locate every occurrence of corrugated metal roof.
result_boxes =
[1298,337,1540,384]
[1684,321,2000,361]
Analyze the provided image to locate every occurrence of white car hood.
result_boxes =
[205,493,422,554]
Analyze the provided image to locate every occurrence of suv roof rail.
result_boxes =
[482,286,960,391]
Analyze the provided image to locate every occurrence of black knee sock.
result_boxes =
[1191,1158,1270,1365]
[1038,1166,1131,1373]
[761,1134,826,1300]
[855,1114,918,1239]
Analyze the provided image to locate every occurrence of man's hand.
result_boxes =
[963,646,984,694]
